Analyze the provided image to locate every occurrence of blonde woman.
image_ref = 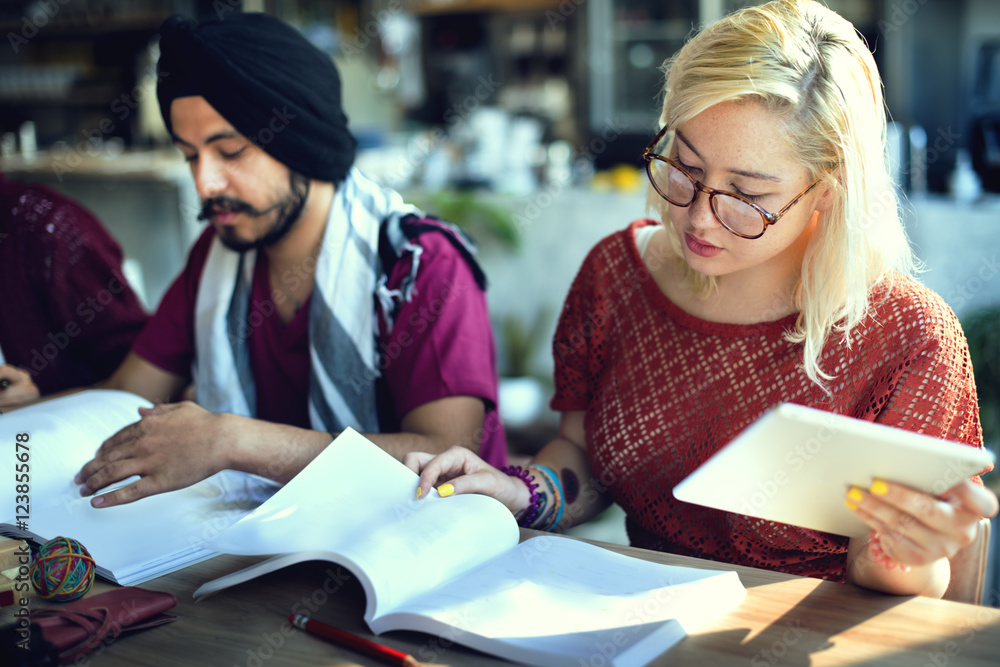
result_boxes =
[407,0,997,597]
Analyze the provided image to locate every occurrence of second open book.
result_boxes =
[195,429,746,667]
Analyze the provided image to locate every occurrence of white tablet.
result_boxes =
[671,403,994,537]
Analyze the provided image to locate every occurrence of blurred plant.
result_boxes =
[963,306,1000,489]
[501,308,551,378]
[414,189,519,252]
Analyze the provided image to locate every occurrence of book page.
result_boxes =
[0,390,278,585]
[205,429,520,618]
[0,390,152,519]
[25,470,272,585]
[374,536,747,667]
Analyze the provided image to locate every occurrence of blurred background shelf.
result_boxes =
[409,0,562,15]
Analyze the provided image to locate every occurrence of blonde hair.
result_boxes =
[648,0,916,388]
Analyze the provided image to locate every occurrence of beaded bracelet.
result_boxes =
[528,464,565,532]
[501,466,541,527]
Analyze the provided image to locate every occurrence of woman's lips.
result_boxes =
[685,233,722,258]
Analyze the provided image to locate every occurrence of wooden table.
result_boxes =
[6,530,1000,666]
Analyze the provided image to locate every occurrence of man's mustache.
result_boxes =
[197,197,282,221]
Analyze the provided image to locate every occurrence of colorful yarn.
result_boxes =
[30,536,95,602]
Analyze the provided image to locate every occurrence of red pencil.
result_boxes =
[289,613,422,667]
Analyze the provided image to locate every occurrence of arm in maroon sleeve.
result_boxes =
[381,236,499,416]
[378,232,506,465]
[75,229,505,508]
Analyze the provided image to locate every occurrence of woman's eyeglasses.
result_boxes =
[642,126,825,240]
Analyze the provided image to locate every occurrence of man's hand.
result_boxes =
[75,401,232,508]
[0,365,40,407]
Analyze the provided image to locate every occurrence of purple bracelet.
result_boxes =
[501,465,540,527]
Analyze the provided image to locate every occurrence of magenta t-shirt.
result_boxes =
[132,225,506,467]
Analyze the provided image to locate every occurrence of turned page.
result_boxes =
[206,428,521,619]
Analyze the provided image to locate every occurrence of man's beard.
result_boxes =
[197,172,310,252]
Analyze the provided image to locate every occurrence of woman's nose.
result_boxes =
[687,188,719,229]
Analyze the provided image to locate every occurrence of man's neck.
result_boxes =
[264,181,334,277]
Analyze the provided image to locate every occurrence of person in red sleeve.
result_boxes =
[0,174,147,405]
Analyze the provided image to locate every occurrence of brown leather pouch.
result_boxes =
[32,587,177,664]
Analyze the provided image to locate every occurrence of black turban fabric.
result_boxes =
[157,12,356,183]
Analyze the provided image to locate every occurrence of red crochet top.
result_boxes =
[551,220,986,582]
[0,175,148,393]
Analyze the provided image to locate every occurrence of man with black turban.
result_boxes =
[69,12,507,507]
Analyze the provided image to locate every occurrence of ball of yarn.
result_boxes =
[30,536,95,602]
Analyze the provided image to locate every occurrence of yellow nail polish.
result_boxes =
[870,479,889,496]
[847,486,864,503]
[438,483,454,498]
[845,500,858,512]
[416,487,422,499]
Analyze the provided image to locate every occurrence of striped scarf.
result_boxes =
[192,168,421,433]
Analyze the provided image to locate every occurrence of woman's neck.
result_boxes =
[647,217,816,325]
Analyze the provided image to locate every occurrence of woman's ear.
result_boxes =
[814,172,840,212]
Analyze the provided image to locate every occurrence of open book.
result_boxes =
[0,390,275,585]
[194,429,747,667]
